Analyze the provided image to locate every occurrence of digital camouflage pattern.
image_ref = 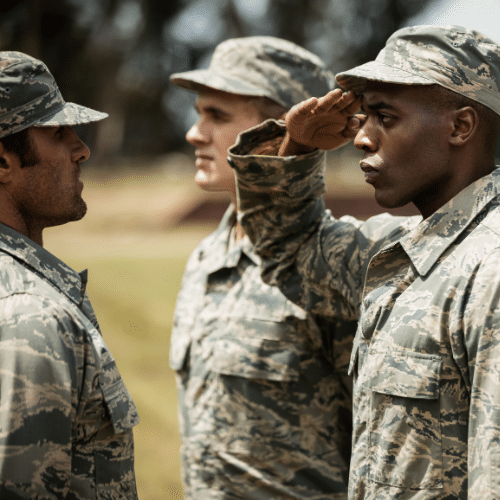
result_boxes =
[229,119,500,499]
[170,36,335,109]
[336,25,500,116]
[170,205,355,499]
[0,223,139,499]
[0,51,107,139]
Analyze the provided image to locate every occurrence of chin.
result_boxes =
[67,199,88,222]
[194,179,227,193]
[374,191,410,210]
[195,180,218,192]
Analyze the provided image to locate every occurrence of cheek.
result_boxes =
[389,125,441,169]
[214,126,239,153]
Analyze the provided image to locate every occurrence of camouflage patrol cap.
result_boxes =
[336,25,500,116]
[0,51,107,139]
[170,36,334,109]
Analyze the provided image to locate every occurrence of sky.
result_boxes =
[407,0,500,40]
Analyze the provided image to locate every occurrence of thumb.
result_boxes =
[345,114,366,136]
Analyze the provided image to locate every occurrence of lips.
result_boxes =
[194,152,214,168]
[195,149,215,159]
[360,161,380,184]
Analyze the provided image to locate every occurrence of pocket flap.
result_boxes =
[366,350,441,399]
[100,363,140,434]
[212,336,300,382]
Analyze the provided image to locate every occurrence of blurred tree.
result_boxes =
[0,0,184,162]
[164,0,434,137]
[0,0,435,163]
[267,0,435,73]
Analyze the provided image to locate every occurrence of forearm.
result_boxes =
[229,120,361,319]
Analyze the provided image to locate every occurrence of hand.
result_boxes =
[278,89,364,155]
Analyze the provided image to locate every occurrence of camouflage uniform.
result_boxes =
[170,205,355,499]
[228,25,500,500]
[171,37,357,499]
[0,223,139,498]
[0,52,139,498]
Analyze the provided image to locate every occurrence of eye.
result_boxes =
[377,112,394,126]
[210,110,228,122]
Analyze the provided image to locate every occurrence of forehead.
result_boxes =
[362,81,436,108]
[195,88,254,109]
[28,125,58,141]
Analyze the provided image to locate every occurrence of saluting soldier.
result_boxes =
[229,24,500,499]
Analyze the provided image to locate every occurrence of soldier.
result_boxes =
[169,37,357,499]
[0,52,139,498]
[228,25,500,499]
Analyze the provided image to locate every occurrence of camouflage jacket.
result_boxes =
[229,120,500,499]
[170,205,357,499]
[0,224,139,499]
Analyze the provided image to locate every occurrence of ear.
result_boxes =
[449,106,478,146]
[0,142,20,184]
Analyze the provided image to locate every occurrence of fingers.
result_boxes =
[292,97,319,117]
[312,90,361,118]
[354,114,367,126]
[343,114,366,138]
[287,89,358,120]
[341,94,362,116]
[284,97,319,125]
[313,89,343,113]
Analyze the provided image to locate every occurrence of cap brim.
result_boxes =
[170,69,274,99]
[336,60,434,94]
[34,102,108,127]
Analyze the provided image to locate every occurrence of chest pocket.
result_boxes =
[366,350,443,490]
[212,318,301,382]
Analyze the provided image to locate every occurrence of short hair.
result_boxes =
[249,96,288,121]
[430,84,500,151]
[0,127,38,168]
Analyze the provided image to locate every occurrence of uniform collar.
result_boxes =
[396,167,500,276]
[203,204,260,275]
[0,223,87,304]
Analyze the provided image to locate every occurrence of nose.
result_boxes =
[353,121,376,152]
[68,127,91,163]
[186,119,209,147]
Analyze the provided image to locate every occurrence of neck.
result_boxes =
[0,204,44,247]
[417,160,496,219]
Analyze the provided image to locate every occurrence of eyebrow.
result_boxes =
[194,103,231,117]
[364,101,396,112]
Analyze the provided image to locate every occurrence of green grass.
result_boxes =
[63,253,187,499]
[46,222,217,500]
[41,169,220,499]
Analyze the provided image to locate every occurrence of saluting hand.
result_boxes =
[278,89,364,156]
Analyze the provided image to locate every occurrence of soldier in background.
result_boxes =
[0,52,139,498]
[169,37,356,499]
[229,25,500,499]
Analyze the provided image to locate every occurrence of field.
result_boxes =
[45,165,221,500]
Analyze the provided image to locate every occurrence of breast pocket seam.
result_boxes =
[211,335,301,382]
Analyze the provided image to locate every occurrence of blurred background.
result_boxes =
[1,0,499,498]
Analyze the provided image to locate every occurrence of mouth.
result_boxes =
[194,152,214,168]
[360,161,380,184]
